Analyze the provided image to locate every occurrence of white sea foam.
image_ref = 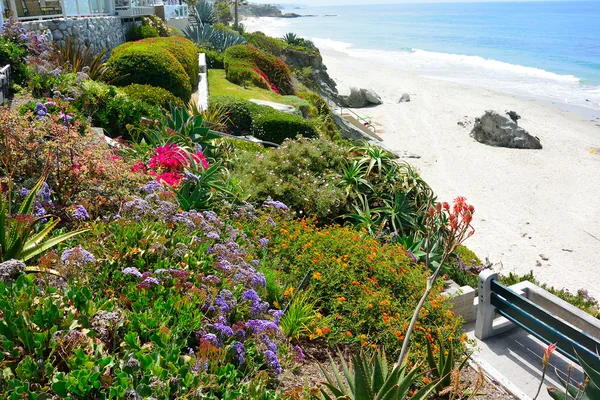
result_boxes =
[245,17,600,112]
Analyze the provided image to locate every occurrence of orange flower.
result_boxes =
[346,331,352,337]
[312,272,322,280]
[543,343,557,368]
[337,297,347,302]
[352,281,360,286]
[423,377,431,384]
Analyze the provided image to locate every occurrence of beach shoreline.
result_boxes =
[244,17,600,298]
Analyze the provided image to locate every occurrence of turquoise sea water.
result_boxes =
[255,1,600,112]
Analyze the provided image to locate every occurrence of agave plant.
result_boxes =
[184,18,247,52]
[320,348,438,400]
[0,179,89,263]
[338,160,372,196]
[283,32,299,45]
[175,162,235,211]
[355,143,395,175]
[547,352,600,399]
[195,0,218,25]
[379,191,417,236]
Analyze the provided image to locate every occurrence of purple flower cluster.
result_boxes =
[72,205,89,220]
[264,350,281,375]
[61,247,96,266]
[233,341,245,365]
[263,199,289,212]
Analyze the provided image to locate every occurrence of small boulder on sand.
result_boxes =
[470,110,542,149]
[398,93,411,103]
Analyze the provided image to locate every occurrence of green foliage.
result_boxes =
[243,31,287,57]
[175,163,235,211]
[257,216,464,360]
[120,84,184,110]
[279,292,324,340]
[224,45,294,95]
[167,26,185,38]
[185,19,247,53]
[215,0,233,25]
[200,47,226,69]
[0,36,29,85]
[160,105,221,151]
[231,137,350,222]
[126,24,159,41]
[547,352,600,399]
[140,36,200,87]
[320,348,437,400]
[195,0,218,24]
[142,15,170,37]
[426,333,471,398]
[54,36,107,80]
[105,42,192,101]
[251,108,318,144]
[298,90,340,140]
[0,179,89,262]
[210,95,265,135]
[499,271,600,317]
[283,32,299,45]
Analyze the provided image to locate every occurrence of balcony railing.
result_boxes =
[115,0,153,17]
[163,3,186,19]
[6,0,113,20]
[0,65,10,105]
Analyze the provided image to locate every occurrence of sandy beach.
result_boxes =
[244,18,600,298]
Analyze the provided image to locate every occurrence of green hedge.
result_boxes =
[126,25,158,41]
[141,37,199,87]
[251,109,317,144]
[199,48,225,69]
[120,84,184,110]
[210,95,265,135]
[105,43,191,101]
[224,45,294,95]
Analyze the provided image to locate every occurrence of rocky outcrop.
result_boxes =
[470,111,542,149]
[398,93,411,103]
[338,87,383,108]
[281,47,338,97]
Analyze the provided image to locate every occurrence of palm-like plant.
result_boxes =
[356,144,395,175]
[380,192,417,236]
[0,179,89,263]
[339,160,372,196]
[283,32,299,45]
[320,348,438,400]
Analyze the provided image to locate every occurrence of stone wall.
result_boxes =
[20,17,138,57]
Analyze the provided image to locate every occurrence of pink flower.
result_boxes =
[156,171,183,187]
[149,144,189,171]
[194,151,209,170]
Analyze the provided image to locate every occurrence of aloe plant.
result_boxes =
[547,352,600,399]
[0,179,89,263]
[184,18,246,52]
[426,333,472,398]
[320,348,438,400]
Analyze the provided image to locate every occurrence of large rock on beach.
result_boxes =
[470,110,542,149]
[338,87,383,108]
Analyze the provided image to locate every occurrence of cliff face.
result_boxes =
[281,48,338,97]
[239,5,283,18]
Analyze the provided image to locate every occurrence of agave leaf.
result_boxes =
[371,350,385,394]
[329,351,350,395]
[547,387,573,400]
[409,378,440,400]
[338,350,355,395]
[20,228,90,261]
[376,363,405,400]
[19,179,44,215]
[576,352,600,390]
[22,218,60,252]
[353,352,374,400]
[377,384,400,400]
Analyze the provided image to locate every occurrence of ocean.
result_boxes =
[250,1,600,114]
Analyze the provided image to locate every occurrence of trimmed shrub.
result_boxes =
[243,31,286,56]
[167,26,185,37]
[224,45,294,95]
[0,36,29,85]
[105,43,191,101]
[251,109,317,144]
[210,95,266,134]
[120,84,184,109]
[126,25,159,41]
[141,37,200,87]
[200,48,225,69]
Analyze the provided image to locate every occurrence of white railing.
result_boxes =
[163,3,186,19]
[115,0,154,17]
[0,65,10,105]
[9,0,113,20]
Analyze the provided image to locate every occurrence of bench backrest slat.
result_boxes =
[491,282,600,370]
[491,280,600,353]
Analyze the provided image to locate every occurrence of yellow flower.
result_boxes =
[283,287,295,297]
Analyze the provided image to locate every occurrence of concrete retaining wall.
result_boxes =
[20,16,138,57]
[197,53,208,110]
